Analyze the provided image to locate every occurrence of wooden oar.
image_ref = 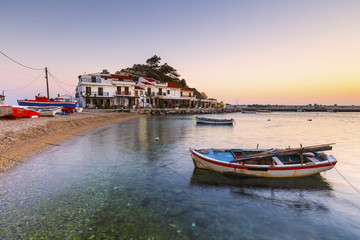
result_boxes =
[231,143,335,163]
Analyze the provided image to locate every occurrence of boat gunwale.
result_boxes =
[190,148,337,171]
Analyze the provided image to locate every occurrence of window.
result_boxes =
[86,87,91,95]
[98,87,103,96]
[167,90,170,94]
[117,86,121,95]
[91,76,96,83]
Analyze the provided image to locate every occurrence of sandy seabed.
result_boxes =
[0,110,141,175]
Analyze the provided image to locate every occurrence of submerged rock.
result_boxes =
[141,197,151,207]
[168,208,183,216]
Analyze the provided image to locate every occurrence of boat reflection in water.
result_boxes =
[190,168,333,211]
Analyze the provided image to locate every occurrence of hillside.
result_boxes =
[120,55,206,99]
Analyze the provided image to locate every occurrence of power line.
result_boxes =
[0,67,38,78]
[4,71,44,92]
[49,74,74,95]
[0,50,44,71]
[48,71,76,87]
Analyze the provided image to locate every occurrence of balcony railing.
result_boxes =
[85,91,109,97]
[81,78,101,83]
[116,91,132,96]
[157,92,166,96]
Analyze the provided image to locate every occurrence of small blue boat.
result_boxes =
[196,116,234,125]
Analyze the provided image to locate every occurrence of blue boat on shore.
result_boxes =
[18,96,77,108]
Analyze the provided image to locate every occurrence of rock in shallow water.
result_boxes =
[168,208,183,216]
[141,197,151,207]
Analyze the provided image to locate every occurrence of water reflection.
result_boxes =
[190,169,333,212]
[190,168,333,191]
[0,113,359,239]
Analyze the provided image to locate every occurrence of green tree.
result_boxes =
[146,55,161,69]
[159,63,180,78]
[179,79,187,88]
[93,94,100,108]
[200,92,208,99]
[158,99,165,109]
[104,101,110,109]
[183,102,190,108]
[148,71,161,81]
[85,93,90,108]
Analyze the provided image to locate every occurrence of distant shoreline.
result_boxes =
[227,104,360,112]
[0,111,141,175]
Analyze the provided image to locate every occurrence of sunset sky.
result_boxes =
[1,0,359,105]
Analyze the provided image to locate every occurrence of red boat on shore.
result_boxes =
[0,106,39,120]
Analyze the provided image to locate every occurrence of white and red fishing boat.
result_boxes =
[18,96,77,108]
[190,144,337,178]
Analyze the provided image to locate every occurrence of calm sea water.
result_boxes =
[0,112,359,239]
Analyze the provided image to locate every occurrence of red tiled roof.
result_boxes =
[142,82,153,85]
[144,78,157,82]
[135,86,144,90]
[111,74,132,79]
[167,82,180,88]
[181,88,193,92]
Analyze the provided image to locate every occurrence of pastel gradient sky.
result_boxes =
[1,0,359,105]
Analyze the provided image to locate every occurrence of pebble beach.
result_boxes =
[0,110,140,175]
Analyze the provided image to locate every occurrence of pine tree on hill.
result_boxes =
[121,55,206,99]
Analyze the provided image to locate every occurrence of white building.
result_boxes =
[134,86,146,108]
[165,82,182,108]
[137,77,167,108]
[75,71,136,108]
[75,71,217,109]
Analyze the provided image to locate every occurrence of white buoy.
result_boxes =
[154,137,160,141]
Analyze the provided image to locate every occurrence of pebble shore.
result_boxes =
[0,107,239,175]
[0,110,141,175]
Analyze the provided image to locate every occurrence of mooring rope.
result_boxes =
[328,158,360,195]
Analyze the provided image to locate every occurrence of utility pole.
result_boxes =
[45,67,49,99]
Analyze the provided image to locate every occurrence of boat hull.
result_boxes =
[196,117,234,125]
[190,149,337,178]
[18,100,77,108]
[1,106,39,119]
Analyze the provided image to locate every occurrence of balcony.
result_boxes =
[116,91,132,96]
[81,78,101,83]
[157,92,166,96]
[85,91,110,97]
